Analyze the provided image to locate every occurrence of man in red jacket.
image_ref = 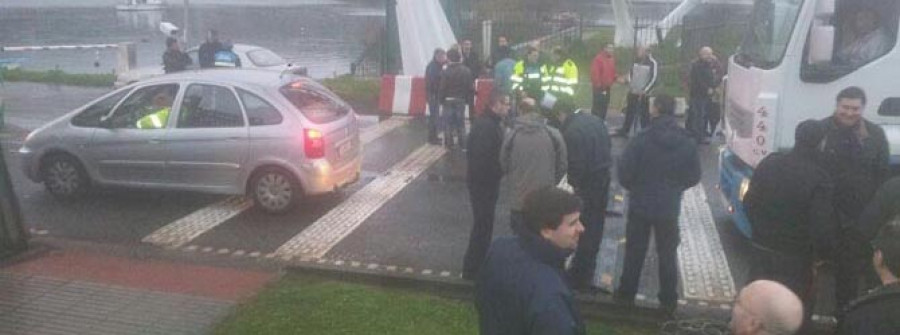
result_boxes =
[591,43,617,119]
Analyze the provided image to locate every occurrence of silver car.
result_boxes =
[19,69,361,213]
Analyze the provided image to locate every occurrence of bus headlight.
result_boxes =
[738,178,751,202]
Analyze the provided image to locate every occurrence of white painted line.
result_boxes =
[249,252,261,258]
[422,269,433,276]
[367,263,379,270]
[142,196,252,249]
[185,245,198,252]
[677,186,737,302]
[143,119,409,250]
[386,266,398,272]
[351,261,361,268]
[404,267,414,273]
[217,248,230,255]
[233,250,246,257]
[440,271,451,277]
[273,144,446,259]
[202,247,213,253]
[334,260,344,266]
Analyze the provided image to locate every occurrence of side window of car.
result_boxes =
[237,88,283,126]
[177,84,245,128]
[71,90,129,127]
[107,84,179,129]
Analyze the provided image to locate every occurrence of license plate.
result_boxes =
[338,141,352,157]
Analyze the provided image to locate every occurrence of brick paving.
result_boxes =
[0,250,276,335]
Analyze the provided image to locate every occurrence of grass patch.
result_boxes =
[213,275,657,335]
[0,68,115,87]
[320,75,381,114]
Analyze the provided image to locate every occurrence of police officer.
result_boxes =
[136,92,174,129]
[510,46,544,103]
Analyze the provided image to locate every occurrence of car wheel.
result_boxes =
[41,154,90,198]
[251,167,298,214]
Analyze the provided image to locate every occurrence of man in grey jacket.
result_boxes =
[501,98,568,235]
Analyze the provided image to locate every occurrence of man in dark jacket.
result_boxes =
[425,48,447,144]
[162,37,192,74]
[556,108,612,291]
[614,94,701,316]
[476,187,586,335]
[686,46,719,144]
[819,86,891,309]
[462,39,482,120]
[837,218,900,335]
[463,93,511,280]
[856,177,900,249]
[198,29,223,69]
[743,119,837,330]
[439,49,474,149]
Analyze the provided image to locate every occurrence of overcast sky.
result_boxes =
[0,0,347,8]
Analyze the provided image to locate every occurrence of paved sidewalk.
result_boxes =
[0,249,276,335]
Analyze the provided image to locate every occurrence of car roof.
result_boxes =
[186,43,267,54]
[137,68,314,89]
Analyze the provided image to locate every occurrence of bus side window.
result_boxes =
[878,98,900,117]
[802,0,898,82]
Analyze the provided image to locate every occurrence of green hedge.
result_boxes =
[0,68,115,87]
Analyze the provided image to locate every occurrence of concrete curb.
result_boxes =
[283,260,673,326]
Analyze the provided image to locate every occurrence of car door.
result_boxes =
[164,83,249,191]
[86,83,179,186]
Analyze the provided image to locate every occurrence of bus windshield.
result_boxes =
[736,0,805,69]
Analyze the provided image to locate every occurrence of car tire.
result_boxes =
[40,154,90,199]
[250,167,299,214]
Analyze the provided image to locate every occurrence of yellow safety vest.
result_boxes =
[136,107,170,129]
[541,59,578,97]
[510,60,544,98]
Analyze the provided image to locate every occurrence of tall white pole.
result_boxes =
[183,0,190,46]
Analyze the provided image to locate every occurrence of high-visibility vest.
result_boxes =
[510,60,544,99]
[541,59,578,97]
[136,107,170,129]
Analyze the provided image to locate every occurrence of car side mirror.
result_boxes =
[808,24,835,65]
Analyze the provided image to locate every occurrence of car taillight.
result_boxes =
[304,128,325,159]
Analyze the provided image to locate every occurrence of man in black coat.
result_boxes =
[162,37,192,74]
[462,92,511,280]
[742,119,837,329]
[198,30,223,69]
[837,218,900,335]
[476,187,586,335]
[686,46,719,144]
[856,177,900,249]
[614,94,701,316]
[556,108,612,291]
[461,39,482,120]
[425,48,447,144]
[819,86,891,309]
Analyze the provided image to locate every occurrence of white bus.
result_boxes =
[719,0,900,237]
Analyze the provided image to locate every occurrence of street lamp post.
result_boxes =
[183,0,190,46]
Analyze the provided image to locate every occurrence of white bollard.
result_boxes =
[116,42,136,75]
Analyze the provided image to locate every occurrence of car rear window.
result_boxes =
[248,49,287,67]
[280,84,349,124]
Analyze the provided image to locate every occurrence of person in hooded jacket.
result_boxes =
[614,94,701,317]
[501,98,567,235]
[837,218,900,335]
[742,119,837,331]
[425,48,447,144]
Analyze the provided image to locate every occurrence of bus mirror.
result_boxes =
[808,25,835,64]
[816,0,835,17]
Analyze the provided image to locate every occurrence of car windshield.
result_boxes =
[736,0,805,69]
[247,49,287,67]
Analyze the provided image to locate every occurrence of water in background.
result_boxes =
[0,1,384,78]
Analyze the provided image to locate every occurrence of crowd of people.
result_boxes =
[426,36,900,334]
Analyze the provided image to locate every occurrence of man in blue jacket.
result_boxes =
[476,187,586,335]
[614,94,701,317]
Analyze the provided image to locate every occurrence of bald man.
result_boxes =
[687,46,720,144]
[731,280,803,335]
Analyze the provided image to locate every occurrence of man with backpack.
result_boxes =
[500,98,567,235]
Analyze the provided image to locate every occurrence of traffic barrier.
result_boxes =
[473,78,494,117]
[378,75,426,116]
